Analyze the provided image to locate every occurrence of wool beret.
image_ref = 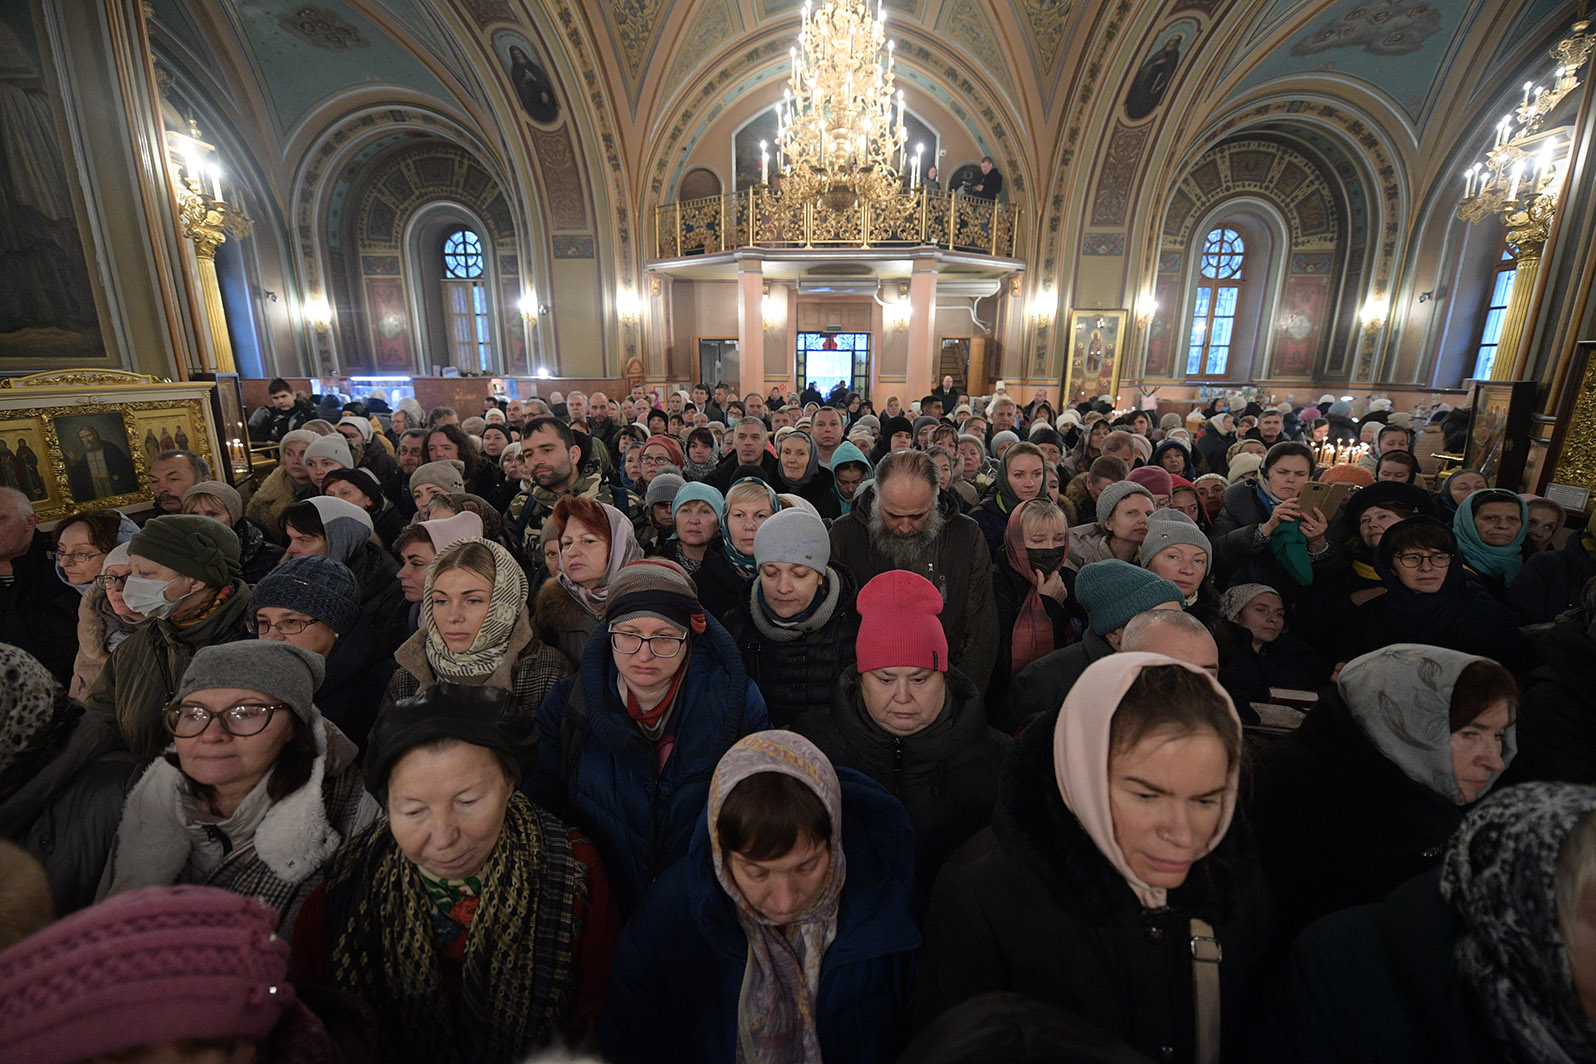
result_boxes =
[128,514,240,586]
[410,459,465,494]
[1126,465,1174,497]
[336,415,372,443]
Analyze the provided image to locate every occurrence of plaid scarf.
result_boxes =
[324,793,582,1064]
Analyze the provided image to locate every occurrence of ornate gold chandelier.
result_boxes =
[1457,20,1595,236]
[776,0,908,206]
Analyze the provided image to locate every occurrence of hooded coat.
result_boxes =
[602,767,921,1064]
[528,615,772,915]
[826,441,873,516]
[1195,422,1235,476]
[798,665,1008,886]
[1248,645,1509,942]
[911,700,1269,1062]
[773,445,843,519]
[828,483,999,692]
[721,563,861,729]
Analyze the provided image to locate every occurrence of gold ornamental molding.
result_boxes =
[0,370,168,389]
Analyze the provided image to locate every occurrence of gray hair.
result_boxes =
[153,449,210,481]
[874,449,938,494]
[0,487,32,520]
[1122,609,1213,652]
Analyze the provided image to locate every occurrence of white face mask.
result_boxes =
[121,574,182,619]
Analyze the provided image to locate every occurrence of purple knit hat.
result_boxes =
[0,885,292,1063]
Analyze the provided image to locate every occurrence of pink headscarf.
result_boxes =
[1053,652,1243,909]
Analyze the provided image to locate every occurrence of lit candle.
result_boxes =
[1524,80,1534,106]
[1507,160,1523,202]
[208,163,222,201]
[911,150,920,188]
[760,141,769,184]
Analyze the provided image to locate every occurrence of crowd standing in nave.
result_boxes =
[5,374,1596,1064]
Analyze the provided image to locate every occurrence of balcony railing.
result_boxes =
[651,186,1022,260]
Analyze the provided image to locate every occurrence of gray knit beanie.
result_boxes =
[177,640,325,723]
[409,459,465,494]
[182,481,243,525]
[753,508,830,570]
[644,472,685,509]
[248,555,360,636]
[1138,509,1213,567]
[303,433,352,469]
[1096,480,1155,526]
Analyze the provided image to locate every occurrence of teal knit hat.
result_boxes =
[1075,559,1182,635]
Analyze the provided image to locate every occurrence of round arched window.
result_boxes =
[442,229,485,279]
[1200,227,1245,280]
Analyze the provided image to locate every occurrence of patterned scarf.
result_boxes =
[324,793,581,1064]
[1002,499,1064,678]
[424,538,529,682]
[1441,783,1596,1063]
[720,478,782,579]
[556,502,643,616]
[708,731,846,1064]
[170,582,234,629]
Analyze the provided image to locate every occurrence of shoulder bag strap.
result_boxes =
[1190,916,1222,1064]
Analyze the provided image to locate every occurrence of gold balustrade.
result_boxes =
[652,187,1022,259]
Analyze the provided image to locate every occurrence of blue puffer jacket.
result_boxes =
[529,614,771,915]
[601,768,922,1064]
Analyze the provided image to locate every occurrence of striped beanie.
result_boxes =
[606,559,705,635]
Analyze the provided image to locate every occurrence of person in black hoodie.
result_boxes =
[798,569,1007,887]
[913,654,1266,1063]
[771,429,841,519]
[723,509,859,728]
[1215,583,1327,706]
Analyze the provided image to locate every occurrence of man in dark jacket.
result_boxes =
[829,451,999,688]
[798,569,1007,886]
[246,378,312,443]
[705,417,781,492]
[0,489,79,685]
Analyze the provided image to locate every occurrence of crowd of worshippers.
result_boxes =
[4,372,1596,1064]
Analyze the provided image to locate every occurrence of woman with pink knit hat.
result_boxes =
[912,653,1267,1063]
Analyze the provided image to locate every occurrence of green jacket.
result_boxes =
[84,582,254,758]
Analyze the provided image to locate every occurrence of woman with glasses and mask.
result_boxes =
[1342,516,1533,676]
[531,559,771,915]
[84,516,254,759]
[97,640,378,933]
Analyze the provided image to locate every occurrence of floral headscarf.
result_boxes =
[423,537,529,682]
[708,731,846,1064]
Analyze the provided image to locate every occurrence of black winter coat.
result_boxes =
[1247,689,1466,943]
[1217,622,1328,708]
[798,666,1008,887]
[829,484,999,690]
[660,540,748,629]
[773,464,843,519]
[1498,613,1596,785]
[704,450,781,494]
[721,564,860,728]
[1508,529,1596,624]
[315,614,396,753]
[0,531,81,686]
[1000,629,1114,733]
[1210,481,1342,609]
[0,712,138,915]
[990,561,1081,710]
[1260,868,1502,1064]
[912,710,1269,1063]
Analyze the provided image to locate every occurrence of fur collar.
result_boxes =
[993,710,1252,922]
[102,713,353,894]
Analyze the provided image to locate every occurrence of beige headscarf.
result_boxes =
[1053,652,1243,909]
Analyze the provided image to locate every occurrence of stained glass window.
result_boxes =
[1200,228,1246,280]
[443,229,484,279]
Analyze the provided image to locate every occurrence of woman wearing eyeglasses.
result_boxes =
[1341,516,1533,676]
[530,559,771,915]
[97,640,379,933]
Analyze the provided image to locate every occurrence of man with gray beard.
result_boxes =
[830,450,998,688]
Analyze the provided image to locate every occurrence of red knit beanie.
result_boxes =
[855,570,948,672]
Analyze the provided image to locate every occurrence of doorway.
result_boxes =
[796,331,871,397]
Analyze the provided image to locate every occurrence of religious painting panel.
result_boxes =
[1269,276,1328,378]
[0,0,107,365]
[1542,342,1596,511]
[365,279,412,372]
[1063,310,1128,407]
[1143,275,1181,379]
[491,29,560,125]
[0,414,57,508]
[1464,379,1538,488]
[52,409,141,506]
[1124,18,1200,121]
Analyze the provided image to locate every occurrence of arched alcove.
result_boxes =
[679,166,722,201]
[405,206,503,373]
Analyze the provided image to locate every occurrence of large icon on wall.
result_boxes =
[1125,19,1198,120]
[55,412,140,503]
[493,30,560,124]
[1063,309,1128,409]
